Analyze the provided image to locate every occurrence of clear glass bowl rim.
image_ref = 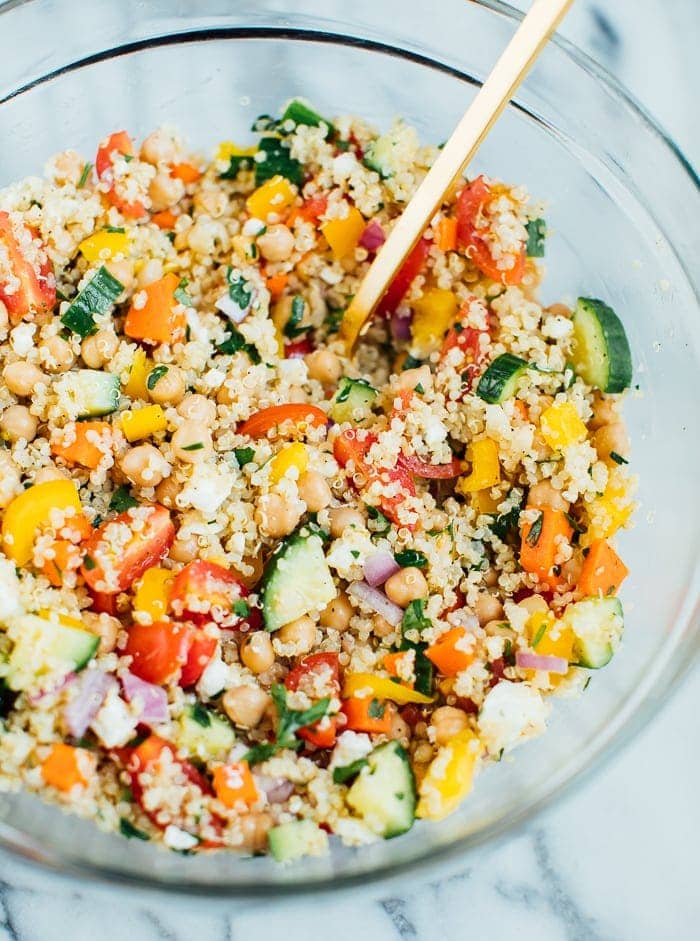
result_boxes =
[0,0,697,900]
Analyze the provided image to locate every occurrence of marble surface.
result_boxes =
[1,1,698,939]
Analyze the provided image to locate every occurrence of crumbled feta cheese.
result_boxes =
[329,731,373,771]
[163,825,199,851]
[478,681,549,756]
[177,462,234,515]
[90,687,138,748]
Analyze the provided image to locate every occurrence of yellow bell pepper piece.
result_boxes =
[343,673,433,705]
[216,141,257,163]
[581,466,634,546]
[321,207,365,260]
[120,405,167,443]
[457,438,501,494]
[470,489,500,515]
[416,730,481,820]
[123,349,152,400]
[133,566,173,622]
[269,442,308,484]
[79,230,129,263]
[38,610,86,631]
[539,402,587,450]
[2,480,82,565]
[410,289,458,356]
[246,174,297,221]
[528,610,574,660]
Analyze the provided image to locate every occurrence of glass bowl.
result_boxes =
[0,0,698,898]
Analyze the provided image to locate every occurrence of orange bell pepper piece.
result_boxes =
[237,403,327,439]
[124,272,186,344]
[425,627,475,676]
[212,761,259,808]
[266,272,288,300]
[52,420,112,469]
[41,743,93,791]
[578,539,628,598]
[170,162,202,183]
[436,217,457,252]
[151,209,178,230]
[341,696,392,735]
[520,507,573,589]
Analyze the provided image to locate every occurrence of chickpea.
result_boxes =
[589,395,618,430]
[34,465,67,484]
[389,710,410,743]
[0,452,21,508]
[136,258,163,289]
[545,302,572,318]
[396,365,432,395]
[140,128,179,166]
[222,685,270,729]
[562,554,583,587]
[593,422,630,465]
[483,619,514,638]
[177,393,216,425]
[277,615,317,654]
[238,812,273,853]
[42,335,75,373]
[148,365,186,406]
[3,361,47,397]
[82,611,120,655]
[240,631,275,674]
[187,217,228,256]
[154,474,181,508]
[384,567,428,608]
[328,506,365,539]
[51,149,84,185]
[298,470,332,512]
[483,566,499,588]
[193,187,228,218]
[149,170,185,211]
[169,532,199,563]
[0,404,37,442]
[171,421,212,463]
[320,593,353,631]
[430,706,469,746]
[304,349,342,385]
[105,258,135,292]
[517,594,549,617]
[255,493,303,539]
[120,444,171,488]
[527,480,569,512]
[80,329,119,369]
[474,591,504,627]
[257,224,295,262]
[372,614,394,638]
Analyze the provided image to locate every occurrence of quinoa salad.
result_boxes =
[0,100,635,862]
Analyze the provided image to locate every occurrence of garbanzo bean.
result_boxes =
[430,706,469,746]
[42,335,75,373]
[33,465,67,484]
[148,364,185,405]
[154,474,181,508]
[593,422,630,465]
[168,532,199,563]
[589,394,618,430]
[474,591,504,627]
[320,592,353,631]
[372,614,394,638]
[0,404,37,442]
[222,685,270,729]
[384,566,428,607]
[257,224,295,262]
[140,128,179,166]
[527,480,569,512]
[298,470,332,512]
[3,361,47,397]
[240,631,275,674]
[238,812,273,853]
[177,393,216,424]
[277,615,317,654]
[149,170,185,211]
[255,493,303,539]
[80,330,119,369]
[328,505,365,538]
[171,421,212,463]
[120,444,171,488]
[304,349,342,385]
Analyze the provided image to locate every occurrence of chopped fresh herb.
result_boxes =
[350,549,360,559]
[77,162,92,189]
[226,267,253,310]
[83,554,96,571]
[219,153,255,180]
[272,684,331,751]
[394,549,428,569]
[525,511,544,547]
[503,638,516,666]
[284,295,310,339]
[414,382,425,394]
[181,442,204,452]
[324,307,344,334]
[332,758,368,784]
[401,599,431,638]
[92,515,103,528]
[454,321,464,334]
[146,365,169,390]
[61,266,123,338]
[531,621,548,649]
[366,505,391,536]
[104,225,125,234]
[281,99,335,138]
[119,818,150,841]
[191,702,211,727]
[610,451,629,465]
[109,485,138,513]
[233,599,250,617]
[0,679,18,719]
[583,676,592,691]
[217,325,260,363]
[525,218,547,257]
[251,113,279,133]
[174,278,193,307]
[242,741,278,766]
[254,135,303,187]
[400,639,434,696]
[123,153,134,163]
[367,698,386,719]
[401,354,423,372]
[234,446,255,466]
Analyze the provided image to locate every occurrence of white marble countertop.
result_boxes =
[1,1,698,939]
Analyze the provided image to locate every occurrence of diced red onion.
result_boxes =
[28,671,77,705]
[255,775,294,804]
[515,651,569,674]
[121,670,169,726]
[347,581,403,627]
[64,671,116,738]
[391,309,413,342]
[359,220,386,251]
[363,551,400,588]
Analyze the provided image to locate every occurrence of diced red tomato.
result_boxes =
[376,236,431,317]
[123,621,193,685]
[398,454,463,479]
[284,335,314,359]
[333,429,417,529]
[179,629,218,688]
[456,176,525,285]
[237,404,328,439]
[95,131,146,218]
[169,560,248,625]
[0,211,56,323]
[81,504,174,594]
[300,194,328,223]
[440,320,491,390]
[285,652,340,749]
[88,588,119,616]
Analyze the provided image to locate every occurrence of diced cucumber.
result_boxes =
[525,218,546,257]
[562,597,624,669]
[281,99,334,137]
[1,614,98,692]
[261,532,336,633]
[175,704,236,760]
[476,353,530,404]
[268,819,328,862]
[62,369,120,417]
[363,130,403,179]
[571,298,632,393]
[346,741,416,839]
[61,266,124,338]
[329,377,378,424]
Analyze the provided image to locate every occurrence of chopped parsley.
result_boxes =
[104,225,125,234]
[226,268,253,310]
[146,365,169,390]
[254,135,303,187]
[394,549,428,569]
[610,451,629,465]
[525,218,547,257]
[217,325,261,363]
[219,153,255,180]
[367,698,386,719]
[332,758,368,785]
[366,505,391,536]
[243,685,331,765]
[525,511,544,547]
[109,485,138,513]
[324,307,344,334]
[181,442,204,452]
[119,818,150,841]
[234,446,255,466]
[83,554,96,571]
[401,599,431,638]
[77,162,92,189]
[190,703,211,727]
[233,599,250,618]
[174,278,193,307]
[283,295,310,339]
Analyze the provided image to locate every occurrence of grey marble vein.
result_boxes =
[380,897,418,939]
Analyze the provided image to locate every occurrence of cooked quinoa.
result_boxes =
[0,100,635,861]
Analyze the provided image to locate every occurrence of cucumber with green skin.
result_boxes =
[261,532,336,632]
[476,353,530,404]
[268,819,327,862]
[2,614,99,692]
[346,741,416,838]
[329,377,378,424]
[562,596,624,669]
[571,298,632,393]
[175,704,236,761]
[62,369,120,417]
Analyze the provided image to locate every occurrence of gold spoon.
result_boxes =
[340,0,574,350]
